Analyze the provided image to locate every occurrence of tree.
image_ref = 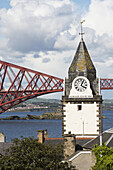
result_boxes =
[92,144,113,170]
[0,137,75,170]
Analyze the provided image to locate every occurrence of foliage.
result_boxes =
[0,137,75,170]
[92,144,113,170]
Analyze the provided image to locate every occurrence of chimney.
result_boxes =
[64,134,76,159]
[44,129,48,139]
[37,130,44,143]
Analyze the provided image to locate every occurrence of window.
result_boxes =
[78,105,82,111]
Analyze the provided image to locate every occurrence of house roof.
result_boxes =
[83,128,113,149]
[1,128,113,155]
[44,138,64,145]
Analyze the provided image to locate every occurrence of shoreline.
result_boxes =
[0,112,62,120]
[0,112,108,120]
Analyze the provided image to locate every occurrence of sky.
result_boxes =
[0,0,113,99]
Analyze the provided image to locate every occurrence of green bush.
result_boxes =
[92,144,113,170]
[0,137,75,170]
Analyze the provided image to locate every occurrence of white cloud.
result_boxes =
[84,0,113,36]
[0,0,77,53]
[0,0,113,99]
[82,0,113,81]
[22,50,75,78]
[0,0,79,83]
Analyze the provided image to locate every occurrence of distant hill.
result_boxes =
[103,99,113,110]
[9,97,113,111]
[25,98,113,104]
[24,97,61,104]
[103,99,113,104]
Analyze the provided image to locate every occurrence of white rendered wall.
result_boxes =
[64,102,99,135]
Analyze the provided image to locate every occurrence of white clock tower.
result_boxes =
[62,28,102,140]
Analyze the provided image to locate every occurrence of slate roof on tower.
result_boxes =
[68,37,96,82]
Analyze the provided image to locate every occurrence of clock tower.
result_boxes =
[62,29,102,140]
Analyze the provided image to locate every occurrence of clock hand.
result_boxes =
[81,80,87,88]
[81,80,84,87]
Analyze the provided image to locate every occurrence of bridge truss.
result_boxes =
[0,60,63,113]
[0,60,113,113]
[100,79,113,90]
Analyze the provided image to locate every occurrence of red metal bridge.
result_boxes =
[0,60,113,113]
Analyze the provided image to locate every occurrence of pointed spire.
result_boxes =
[68,22,96,82]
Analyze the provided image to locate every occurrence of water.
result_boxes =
[103,110,113,131]
[0,111,45,118]
[0,110,113,142]
[0,111,62,142]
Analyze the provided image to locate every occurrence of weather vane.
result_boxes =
[79,20,85,39]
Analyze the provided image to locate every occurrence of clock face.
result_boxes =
[74,78,88,92]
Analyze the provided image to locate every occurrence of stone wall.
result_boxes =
[64,134,76,159]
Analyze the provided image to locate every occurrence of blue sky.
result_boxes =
[0,0,10,9]
[0,0,91,9]
[73,0,91,10]
[0,0,113,99]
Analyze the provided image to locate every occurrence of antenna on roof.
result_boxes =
[79,20,85,39]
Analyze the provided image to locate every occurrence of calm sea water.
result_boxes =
[0,110,113,142]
